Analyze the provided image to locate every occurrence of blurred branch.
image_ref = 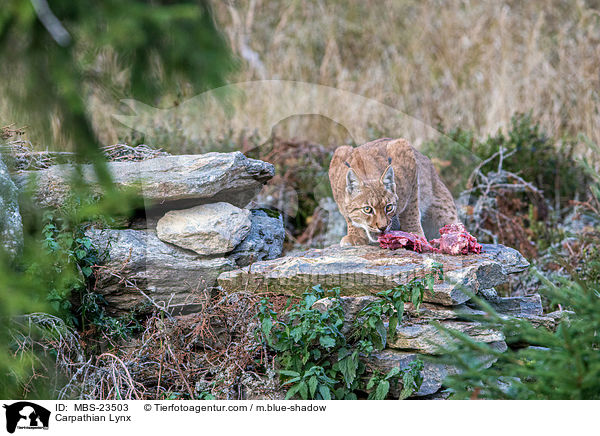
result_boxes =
[30,0,72,47]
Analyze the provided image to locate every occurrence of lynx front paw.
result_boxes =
[340,234,367,246]
[340,235,353,247]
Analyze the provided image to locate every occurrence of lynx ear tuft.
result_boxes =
[346,168,361,196]
[380,164,396,193]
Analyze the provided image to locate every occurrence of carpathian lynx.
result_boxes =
[329,138,459,246]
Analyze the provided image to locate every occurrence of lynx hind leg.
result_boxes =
[397,204,427,239]
[422,200,460,240]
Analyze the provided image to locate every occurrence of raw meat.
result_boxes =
[378,223,482,255]
[430,223,482,255]
[377,231,436,253]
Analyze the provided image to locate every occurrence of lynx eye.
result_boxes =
[362,206,374,214]
[385,204,395,213]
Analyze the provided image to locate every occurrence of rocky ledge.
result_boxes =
[218,243,555,398]
[218,243,529,305]
[17,152,274,209]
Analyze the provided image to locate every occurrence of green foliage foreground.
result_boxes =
[0,0,234,398]
[257,264,444,400]
[434,271,600,399]
[434,154,600,400]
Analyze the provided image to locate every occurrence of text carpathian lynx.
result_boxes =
[329,138,459,246]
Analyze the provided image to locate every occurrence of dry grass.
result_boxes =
[2,1,599,154]
[11,291,286,400]
[211,0,600,152]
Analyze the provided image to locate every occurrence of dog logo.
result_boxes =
[3,402,50,433]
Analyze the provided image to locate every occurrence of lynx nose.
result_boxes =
[378,225,387,233]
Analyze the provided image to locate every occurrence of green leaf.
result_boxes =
[319,335,336,349]
[385,367,401,380]
[298,381,308,400]
[374,380,390,400]
[304,293,318,308]
[337,347,350,360]
[411,285,423,308]
[261,317,273,338]
[285,384,301,400]
[312,348,321,360]
[394,300,405,319]
[388,315,398,340]
[285,377,302,385]
[339,355,357,388]
[318,385,331,400]
[426,274,434,291]
[366,376,376,390]
[375,321,387,349]
[399,374,415,400]
[279,370,300,378]
[308,376,318,398]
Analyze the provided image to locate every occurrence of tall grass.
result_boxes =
[214,0,600,150]
[2,0,599,153]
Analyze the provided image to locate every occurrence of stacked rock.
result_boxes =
[22,152,285,315]
[218,243,557,398]
[0,154,23,259]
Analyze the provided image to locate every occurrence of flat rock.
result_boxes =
[366,350,450,397]
[367,342,507,398]
[476,288,543,316]
[228,209,285,266]
[218,244,529,305]
[313,297,504,354]
[86,228,235,315]
[156,202,251,255]
[388,321,505,354]
[19,152,274,208]
[0,155,23,258]
[314,295,486,324]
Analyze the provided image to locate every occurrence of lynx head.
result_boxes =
[343,162,398,242]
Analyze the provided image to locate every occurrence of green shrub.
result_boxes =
[433,153,600,399]
[423,113,590,205]
[257,264,443,400]
[433,267,600,399]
